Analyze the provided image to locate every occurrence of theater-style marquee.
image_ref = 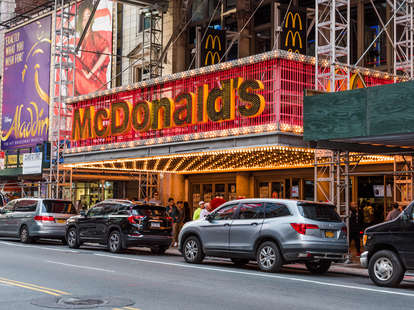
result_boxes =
[67,50,397,155]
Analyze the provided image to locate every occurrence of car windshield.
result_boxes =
[298,203,341,222]
[42,200,77,214]
[131,205,168,217]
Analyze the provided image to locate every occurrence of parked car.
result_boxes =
[65,199,173,254]
[179,199,347,273]
[361,202,414,287]
[0,198,77,243]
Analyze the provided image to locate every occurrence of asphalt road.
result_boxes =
[1,239,414,310]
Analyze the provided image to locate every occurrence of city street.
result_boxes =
[0,240,414,310]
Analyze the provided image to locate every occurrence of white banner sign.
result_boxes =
[23,152,42,174]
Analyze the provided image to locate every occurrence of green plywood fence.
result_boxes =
[303,80,414,141]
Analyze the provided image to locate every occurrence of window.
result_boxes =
[42,200,77,214]
[3,201,16,213]
[102,204,117,216]
[298,203,341,222]
[133,65,142,83]
[265,203,291,218]
[238,203,264,219]
[88,205,104,217]
[15,200,38,212]
[212,204,238,220]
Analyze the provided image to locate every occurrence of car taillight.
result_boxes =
[165,216,173,222]
[290,223,319,235]
[341,226,347,234]
[34,215,55,222]
[128,215,144,224]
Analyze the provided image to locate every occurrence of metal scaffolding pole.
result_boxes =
[315,0,350,91]
[394,0,414,78]
[49,0,77,199]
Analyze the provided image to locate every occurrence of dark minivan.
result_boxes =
[361,202,414,287]
[66,199,173,253]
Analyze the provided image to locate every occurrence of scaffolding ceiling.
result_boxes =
[63,146,393,174]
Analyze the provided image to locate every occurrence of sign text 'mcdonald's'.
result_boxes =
[71,77,265,141]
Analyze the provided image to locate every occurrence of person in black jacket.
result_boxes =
[349,202,361,256]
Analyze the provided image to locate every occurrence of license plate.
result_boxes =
[325,231,335,238]
[150,222,160,228]
[56,219,66,224]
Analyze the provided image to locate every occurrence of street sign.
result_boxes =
[23,152,42,174]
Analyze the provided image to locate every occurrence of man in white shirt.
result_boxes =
[199,202,210,220]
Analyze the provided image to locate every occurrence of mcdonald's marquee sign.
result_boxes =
[280,9,306,55]
[201,28,226,67]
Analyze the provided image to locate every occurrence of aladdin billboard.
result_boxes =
[1,16,52,150]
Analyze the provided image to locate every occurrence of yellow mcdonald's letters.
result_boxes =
[285,12,302,30]
[205,34,222,51]
[205,51,221,65]
[71,78,266,141]
[285,31,302,49]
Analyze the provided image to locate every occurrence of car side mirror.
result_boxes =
[80,210,86,217]
[0,209,4,214]
[206,214,213,222]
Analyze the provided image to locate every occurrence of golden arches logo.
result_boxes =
[285,31,302,49]
[205,51,221,65]
[205,35,222,51]
[285,12,302,30]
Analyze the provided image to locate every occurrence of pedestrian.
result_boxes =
[349,202,361,256]
[386,202,401,221]
[183,201,191,223]
[165,197,182,247]
[193,201,204,220]
[149,191,161,204]
[362,201,375,228]
[200,202,210,220]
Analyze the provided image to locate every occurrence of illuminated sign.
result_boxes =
[71,78,265,141]
[326,71,366,91]
[201,28,226,67]
[281,9,306,54]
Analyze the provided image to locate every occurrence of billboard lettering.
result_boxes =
[71,78,265,141]
[1,16,52,150]
[200,28,226,67]
[281,9,306,55]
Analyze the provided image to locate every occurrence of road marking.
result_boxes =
[0,241,80,253]
[0,277,70,296]
[123,307,141,310]
[0,277,70,295]
[94,253,414,298]
[46,260,115,273]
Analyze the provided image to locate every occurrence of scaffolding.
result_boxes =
[394,0,414,78]
[48,0,77,199]
[315,0,350,91]
[393,155,414,206]
[140,8,163,81]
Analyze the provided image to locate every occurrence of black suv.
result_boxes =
[361,202,414,287]
[65,200,172,254]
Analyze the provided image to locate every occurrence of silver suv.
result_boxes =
[0,198,77,243]
[179,199,348,274]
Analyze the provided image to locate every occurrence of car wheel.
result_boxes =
[107,230,123,253]
[368,250,405,287]
[66,227,80,249]
[183,236,204,264]
[151,246,168,255]
[305,260,332,274]
[256,241,282,273]
[20,226,32,244]
[231,258,250,266]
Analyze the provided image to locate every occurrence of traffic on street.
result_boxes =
[0,238,414,310]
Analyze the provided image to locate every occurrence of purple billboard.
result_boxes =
[1,15,51,150]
